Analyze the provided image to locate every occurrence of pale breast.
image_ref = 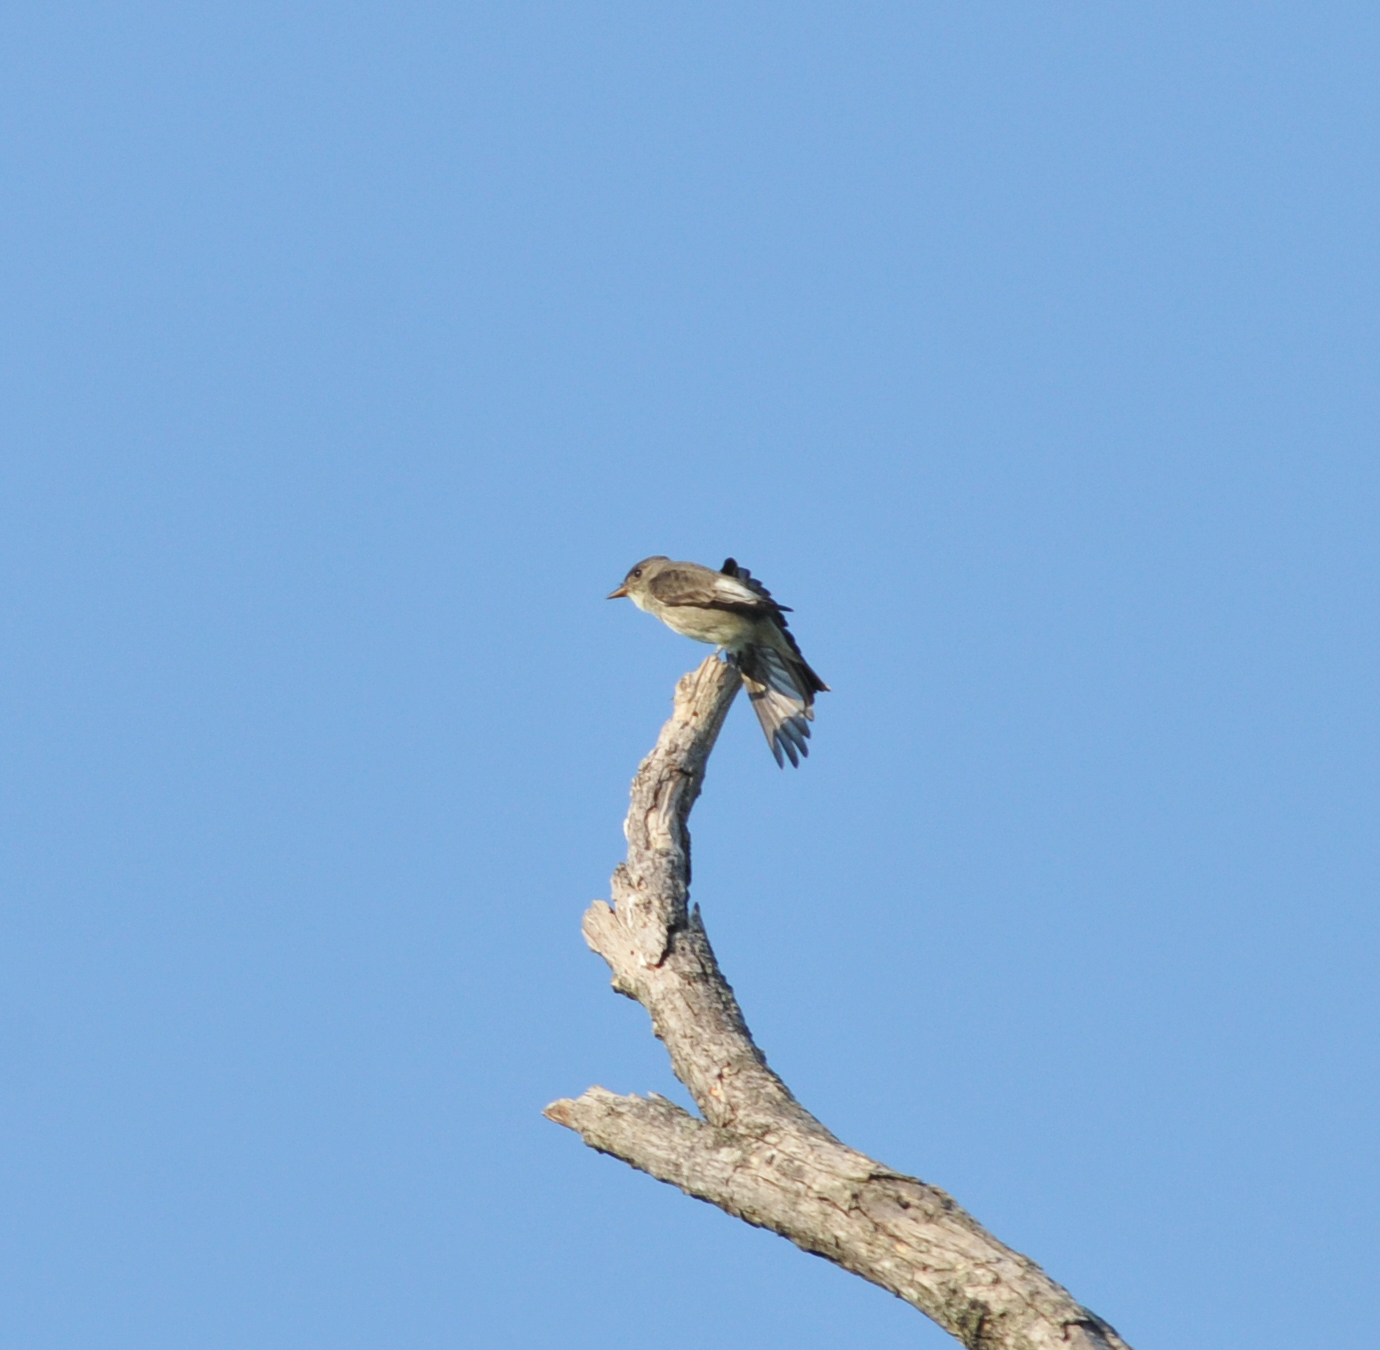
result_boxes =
[656,604,757,648]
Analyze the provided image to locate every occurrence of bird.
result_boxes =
[608,556,829,767]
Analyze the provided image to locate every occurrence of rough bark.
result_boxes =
[546,655,1133,1350]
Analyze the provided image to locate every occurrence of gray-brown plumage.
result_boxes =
[608,556,829,766]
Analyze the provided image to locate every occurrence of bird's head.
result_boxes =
[607,556,669,601]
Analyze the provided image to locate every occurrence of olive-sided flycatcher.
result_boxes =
[608,556,829,767]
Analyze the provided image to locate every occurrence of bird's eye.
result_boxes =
[632,568,642,578]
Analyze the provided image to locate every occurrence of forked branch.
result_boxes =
[545,656,1132,1350]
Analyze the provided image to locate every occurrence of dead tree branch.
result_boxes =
[546,656,1132,1350]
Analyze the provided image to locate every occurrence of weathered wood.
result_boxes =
[546,655,1133,1350]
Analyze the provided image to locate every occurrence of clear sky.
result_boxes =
[2,4,1376,1348]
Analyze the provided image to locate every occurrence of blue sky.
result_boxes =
[2,4,1377,1347]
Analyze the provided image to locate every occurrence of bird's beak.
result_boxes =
[607,584,629,599]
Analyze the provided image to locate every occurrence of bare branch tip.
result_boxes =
[543,1098,577,1128]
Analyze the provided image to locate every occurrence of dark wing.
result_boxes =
[722,559,828,696]
[720,559,792,611]
[646,564,775,615]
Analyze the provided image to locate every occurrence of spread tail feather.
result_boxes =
[732,644,818,768]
